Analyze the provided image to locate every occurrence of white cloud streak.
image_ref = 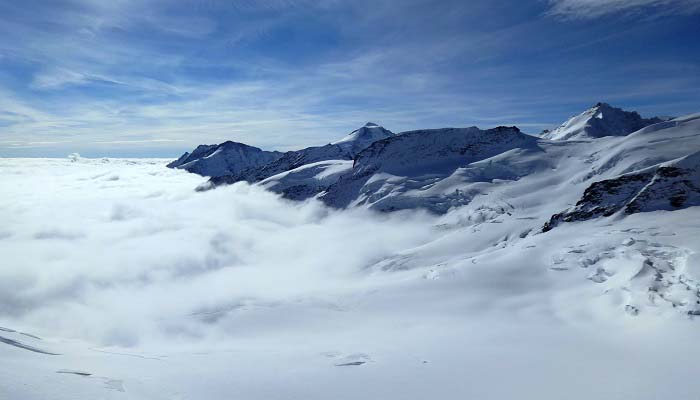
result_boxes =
[546,0,700,19]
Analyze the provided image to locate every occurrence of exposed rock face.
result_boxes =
[541,102,664,141]
[167,141,283,178]
[543,151,700,231]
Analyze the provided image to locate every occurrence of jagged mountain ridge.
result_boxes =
[167,141,283,178]
[171,122,393,188]
[170,104,700,228]
[232,122,394,184]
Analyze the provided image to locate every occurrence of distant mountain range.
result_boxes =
[169,103,699,231]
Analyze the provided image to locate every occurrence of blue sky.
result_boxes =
[0,0,699,157]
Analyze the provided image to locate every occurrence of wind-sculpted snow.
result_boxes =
[2,156,700,399]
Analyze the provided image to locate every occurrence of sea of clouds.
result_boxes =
[0,157,443,347]
[3,157,700,400]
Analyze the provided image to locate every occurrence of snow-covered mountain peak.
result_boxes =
[542,102,663,141]
[332,122,394,147]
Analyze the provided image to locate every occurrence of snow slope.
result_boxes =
[540,102,663,140]
[258,159,353,200]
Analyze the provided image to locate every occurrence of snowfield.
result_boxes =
[1,154,700,399]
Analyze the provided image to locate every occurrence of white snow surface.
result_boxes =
[1,155,700,399]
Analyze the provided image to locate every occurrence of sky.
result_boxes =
[0,0,699,157]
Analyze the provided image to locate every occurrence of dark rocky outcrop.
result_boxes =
[544,152,700,231]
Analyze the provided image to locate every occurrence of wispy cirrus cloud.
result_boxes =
[546,0,700,19]
[0,0,698,157]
